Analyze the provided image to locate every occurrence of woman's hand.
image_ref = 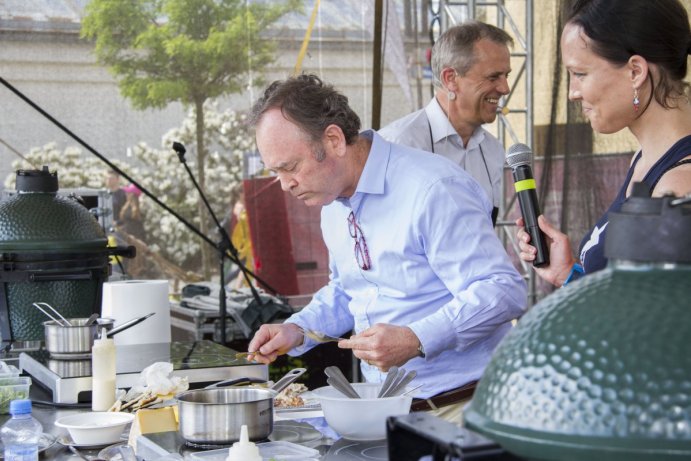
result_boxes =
[516,215,578,286]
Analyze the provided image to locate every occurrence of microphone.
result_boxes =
[506,143,549,267]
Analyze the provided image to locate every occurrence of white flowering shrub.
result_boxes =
[4,144,122,190]
[132,102,250,271]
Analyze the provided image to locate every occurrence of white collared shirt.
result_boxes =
[379,98,504,208]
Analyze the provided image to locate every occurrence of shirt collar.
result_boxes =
[336,130,388,209]
[425,98,486,150]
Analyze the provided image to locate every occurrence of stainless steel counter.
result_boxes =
[1,402,387,461]
[1,344,390,460]
[1,395,110,460]
[1,341,270,460]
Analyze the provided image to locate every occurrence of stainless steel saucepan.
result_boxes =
[42,312,154,357]
[43,318,114,356]
[175,367,306,444]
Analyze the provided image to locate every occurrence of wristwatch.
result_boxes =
[417,342,426,358]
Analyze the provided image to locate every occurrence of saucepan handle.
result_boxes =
[270,367,307,394]
[105,312,155,338]
[204,377,267,389]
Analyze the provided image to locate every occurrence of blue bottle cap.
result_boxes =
[9,399,31,416]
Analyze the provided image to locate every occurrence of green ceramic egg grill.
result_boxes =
[465,189,691,461]
[0,167,110,341]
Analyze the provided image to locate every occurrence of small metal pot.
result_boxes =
[43,317,114,356]
[176,386,277,444]
[175,368,306,445]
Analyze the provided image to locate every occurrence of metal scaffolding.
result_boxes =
[430,0,539,305]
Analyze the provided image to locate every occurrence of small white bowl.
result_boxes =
[55,411,134,445]
[311,382,413,440]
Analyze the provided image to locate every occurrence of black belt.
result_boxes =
[411,381,478,412]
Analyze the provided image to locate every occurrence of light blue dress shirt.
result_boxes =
[287,131,527,398]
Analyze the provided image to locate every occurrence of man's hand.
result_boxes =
[339,324,421,371]
[246,323,304,364]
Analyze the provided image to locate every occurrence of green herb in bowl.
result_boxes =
[0,377,31,415]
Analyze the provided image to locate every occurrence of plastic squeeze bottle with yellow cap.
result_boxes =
[226,425,261,461]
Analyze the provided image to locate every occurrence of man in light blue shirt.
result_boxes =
[247,74,527,423]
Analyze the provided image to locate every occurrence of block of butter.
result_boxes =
[128,406,179,450]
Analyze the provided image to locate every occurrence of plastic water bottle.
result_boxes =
[0,399,42,461]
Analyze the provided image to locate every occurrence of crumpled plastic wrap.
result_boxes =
[0,361,19,377]
[128,362,188,398]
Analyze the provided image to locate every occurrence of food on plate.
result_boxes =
[109,361,189,413]
[274,383,308,408]
[109,389,162,413]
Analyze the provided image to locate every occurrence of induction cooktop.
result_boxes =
[19,340,267,403]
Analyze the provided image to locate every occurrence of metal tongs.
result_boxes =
[32,302,73,327]
[204,367,307,393]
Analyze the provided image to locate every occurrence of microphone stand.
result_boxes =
[173,142,266,345]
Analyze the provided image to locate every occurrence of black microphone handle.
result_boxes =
[512,165,550,267]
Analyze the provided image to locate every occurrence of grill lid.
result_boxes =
[0,167,106,251]
[464,188,691,461]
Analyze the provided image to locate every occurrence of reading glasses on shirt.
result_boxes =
[347,210,372,270]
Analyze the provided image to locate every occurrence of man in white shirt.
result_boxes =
[379,21,513,225]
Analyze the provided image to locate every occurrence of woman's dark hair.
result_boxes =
[249,74,361,146]
[567,0,691,108]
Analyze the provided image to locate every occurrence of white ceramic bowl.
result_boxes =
[311,382,413,440]
[55,411,134,445]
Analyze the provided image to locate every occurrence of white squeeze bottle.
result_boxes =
[226,425,261,461]
[91,328,116,411]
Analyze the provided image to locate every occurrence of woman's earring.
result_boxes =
[448,90,456,101]
[633,88,640,112]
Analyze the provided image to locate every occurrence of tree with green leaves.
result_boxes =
[81,0,301,278]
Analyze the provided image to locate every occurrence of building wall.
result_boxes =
[0,29,186,183]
